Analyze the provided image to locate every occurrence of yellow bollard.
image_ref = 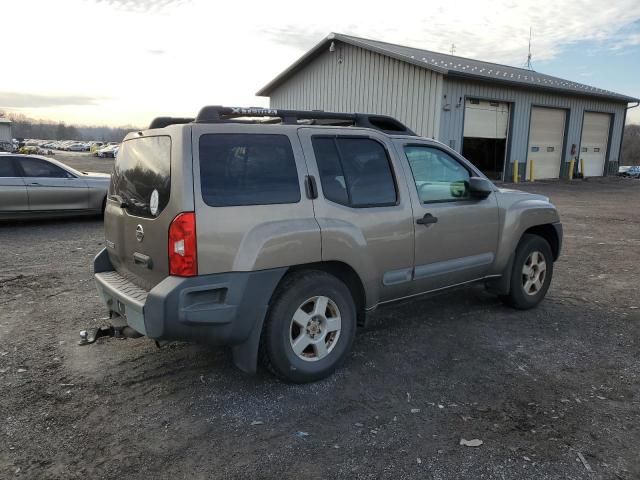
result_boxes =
[513,160,519,183]
[580,158,585,177]
[529,159,535,182]
[569,159,575,180]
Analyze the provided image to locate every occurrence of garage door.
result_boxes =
[462,99,509,180]
[527,107,566,180]
[580,113,610,177]
[463,99,509,139]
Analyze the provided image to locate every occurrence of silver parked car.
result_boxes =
[92,107,562,383]
[0,154,110,220]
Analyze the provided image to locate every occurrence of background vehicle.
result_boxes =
[0,153,109,220]
[619,165,640,178]
[18,145,39,154]
[97,144,119,157]
[67,142,88,152]
[90,142,105,153]
[93,107,562,383]
[0,141,14,153]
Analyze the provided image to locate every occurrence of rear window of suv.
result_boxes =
[199,134,300,207]
[110,136,171,218]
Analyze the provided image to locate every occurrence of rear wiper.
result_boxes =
[110,194,129,209]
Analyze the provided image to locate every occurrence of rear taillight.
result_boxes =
[168,212,197,277]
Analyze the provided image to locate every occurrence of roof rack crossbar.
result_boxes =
[194,106,417,135]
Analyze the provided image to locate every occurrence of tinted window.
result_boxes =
[19,158,72,178]
[312,137,397,207]
[0,158,17,177]
[110,136,171,218]
[199,134,300,207]
[404,146,470,203]
[312,138,349,205]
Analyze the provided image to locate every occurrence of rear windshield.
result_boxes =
[199,134,300,207]
[110,136,171,218]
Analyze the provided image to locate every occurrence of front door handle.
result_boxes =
[28,182,41,186]
[416,213,438,226]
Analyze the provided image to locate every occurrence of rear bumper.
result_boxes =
[93,248,286,345]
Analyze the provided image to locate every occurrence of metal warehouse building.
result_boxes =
[257,33,639,181]
[0,118,11,144]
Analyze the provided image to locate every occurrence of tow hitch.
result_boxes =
[78,326,117,346]
[78,321,142,346]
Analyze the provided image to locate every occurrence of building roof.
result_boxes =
[257,33,639,103]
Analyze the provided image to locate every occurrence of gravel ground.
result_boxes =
[1,156,639,479]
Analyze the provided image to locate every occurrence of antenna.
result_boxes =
[450,43,456,55]
[526,27,533,70]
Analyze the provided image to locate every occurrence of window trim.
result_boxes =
[311,134,400,209]
[403,143,477,205]
[198,133,301,208]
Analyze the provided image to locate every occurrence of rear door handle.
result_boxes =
[416,213,438,226]
[304,175,318,199]
[28,182,40,186]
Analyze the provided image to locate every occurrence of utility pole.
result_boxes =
[450,43,456,55]
[526,27,533,70]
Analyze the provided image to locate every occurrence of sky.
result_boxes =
[1,0,639,127]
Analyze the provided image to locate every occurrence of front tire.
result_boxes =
[260,270,356,383]
[500,234,554,310]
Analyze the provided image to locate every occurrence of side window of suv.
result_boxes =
[199,134,300,207]
[312,136,397,207]
[404,146,471,203]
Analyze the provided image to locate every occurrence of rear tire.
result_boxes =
[259,270,356,383]
[500,234,554,310]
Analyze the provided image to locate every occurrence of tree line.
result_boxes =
[621,124,640,166]
[0,111,138,143]
[1,110,639,164]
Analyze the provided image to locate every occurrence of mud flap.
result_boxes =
[230,313,267,374]
[230,268,288,374]
[485,253,515,295]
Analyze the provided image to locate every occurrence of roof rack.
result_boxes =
[148,117,195,129]
[192,106,417,135]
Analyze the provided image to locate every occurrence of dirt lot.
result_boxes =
[1,155,639,479]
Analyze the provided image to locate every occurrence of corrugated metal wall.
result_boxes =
[269,43,443,138]
[439,78,627,177]
[0,124,11,143]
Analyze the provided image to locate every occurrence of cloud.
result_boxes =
[253,0,640,67]
[0,92,104,108]
[2,0,639,126]
[91,0,189,12]
[609,33,640,50]
[263,26,329,49]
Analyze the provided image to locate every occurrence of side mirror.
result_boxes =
[468,177,493,199]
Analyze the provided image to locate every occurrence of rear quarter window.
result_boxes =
[110,136,171,218]
[199,134,300,207]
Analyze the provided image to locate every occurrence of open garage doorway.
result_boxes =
[462,99,509,180]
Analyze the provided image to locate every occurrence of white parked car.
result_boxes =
[67,143,86,152]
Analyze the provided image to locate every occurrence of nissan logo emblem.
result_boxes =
[135,224,144,242]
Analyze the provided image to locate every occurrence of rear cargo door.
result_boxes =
[191,124,321,274]
[104,132,190,290]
